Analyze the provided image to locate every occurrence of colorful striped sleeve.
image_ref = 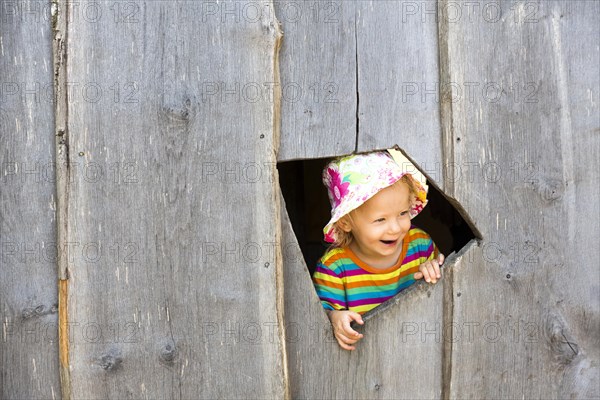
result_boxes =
[420,236,437,262]
[404,227,440,271]
[417,229,439,261]
[312,257,347,311]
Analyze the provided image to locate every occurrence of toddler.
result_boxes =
[312,150,444,350]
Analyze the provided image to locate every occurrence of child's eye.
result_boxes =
[399,211,409,216]
[374,218,385,223]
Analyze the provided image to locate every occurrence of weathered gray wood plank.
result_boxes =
[353,2,446,397]
[356,0,444,189]
[281,191,449,399]
[0,0,61,397]
[275,0,357,161]
[280,194,342,398]
[63,1,285,398]
[442,1,600,398]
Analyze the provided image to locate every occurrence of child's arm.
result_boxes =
[414,253,444,284]
[326,309,364,351]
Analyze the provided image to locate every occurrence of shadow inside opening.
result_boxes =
[278,158,477,276]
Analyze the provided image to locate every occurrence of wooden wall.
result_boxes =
[1,0,598,399]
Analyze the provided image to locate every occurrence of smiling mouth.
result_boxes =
[380,239,398,245]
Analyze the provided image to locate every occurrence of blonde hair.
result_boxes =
[328,175,419,249]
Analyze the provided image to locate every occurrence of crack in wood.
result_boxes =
[437,0,455,199]
[561,332,579,356]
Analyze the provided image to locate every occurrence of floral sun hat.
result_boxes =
[322,150,428,243]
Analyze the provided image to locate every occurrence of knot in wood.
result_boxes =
[547,314,579,365]
[160,343,178,364]
[21,304,48,320]
[161,96,196,126]
[537,178,565,202]
[21,308,35,320]
[99,350,123,371]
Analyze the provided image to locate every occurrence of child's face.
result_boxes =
[341,182,412,265]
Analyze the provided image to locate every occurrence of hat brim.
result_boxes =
[323,173,428,243]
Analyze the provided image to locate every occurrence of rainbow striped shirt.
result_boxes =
[312,226,438,315]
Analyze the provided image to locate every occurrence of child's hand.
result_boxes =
[326,310,364,351]
[415,254,444,284]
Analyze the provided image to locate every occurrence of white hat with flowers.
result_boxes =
[322,149,429,243]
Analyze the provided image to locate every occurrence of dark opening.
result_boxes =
[278,156,477,275]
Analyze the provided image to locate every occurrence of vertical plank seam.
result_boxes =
[51,0,72,398]
[270,3,290,398]
[58,281,70,399]
[437,0,455,198]
[353,5,360,153]
[437,1,454,399]
[440,257,454,400]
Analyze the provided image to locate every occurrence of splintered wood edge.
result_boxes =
[270,3,290,399]
[53,0,72,398]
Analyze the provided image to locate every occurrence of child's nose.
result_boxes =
[388,219,402,233]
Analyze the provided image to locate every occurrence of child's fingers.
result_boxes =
[348,311,364,325]
[342,320,363,339]
[426,264,438,283]
[336,337,356,351]
[419,264,431,282]
[337,332,360,345]
[431,259,441,279]
[438,253,445,266]
[417,255,444,282]
[420,263,437,283]
[335,332,360,350]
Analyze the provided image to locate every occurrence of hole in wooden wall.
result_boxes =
[278,154,477,275]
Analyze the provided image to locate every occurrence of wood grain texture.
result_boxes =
[63,1,285,398]
[0,0,61,397]
[356,1,444,189]
[280,192,343,398]
[275,0,357,161]
[281,192,448,399]
[441,1,600,398]
[1,0,598,398]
